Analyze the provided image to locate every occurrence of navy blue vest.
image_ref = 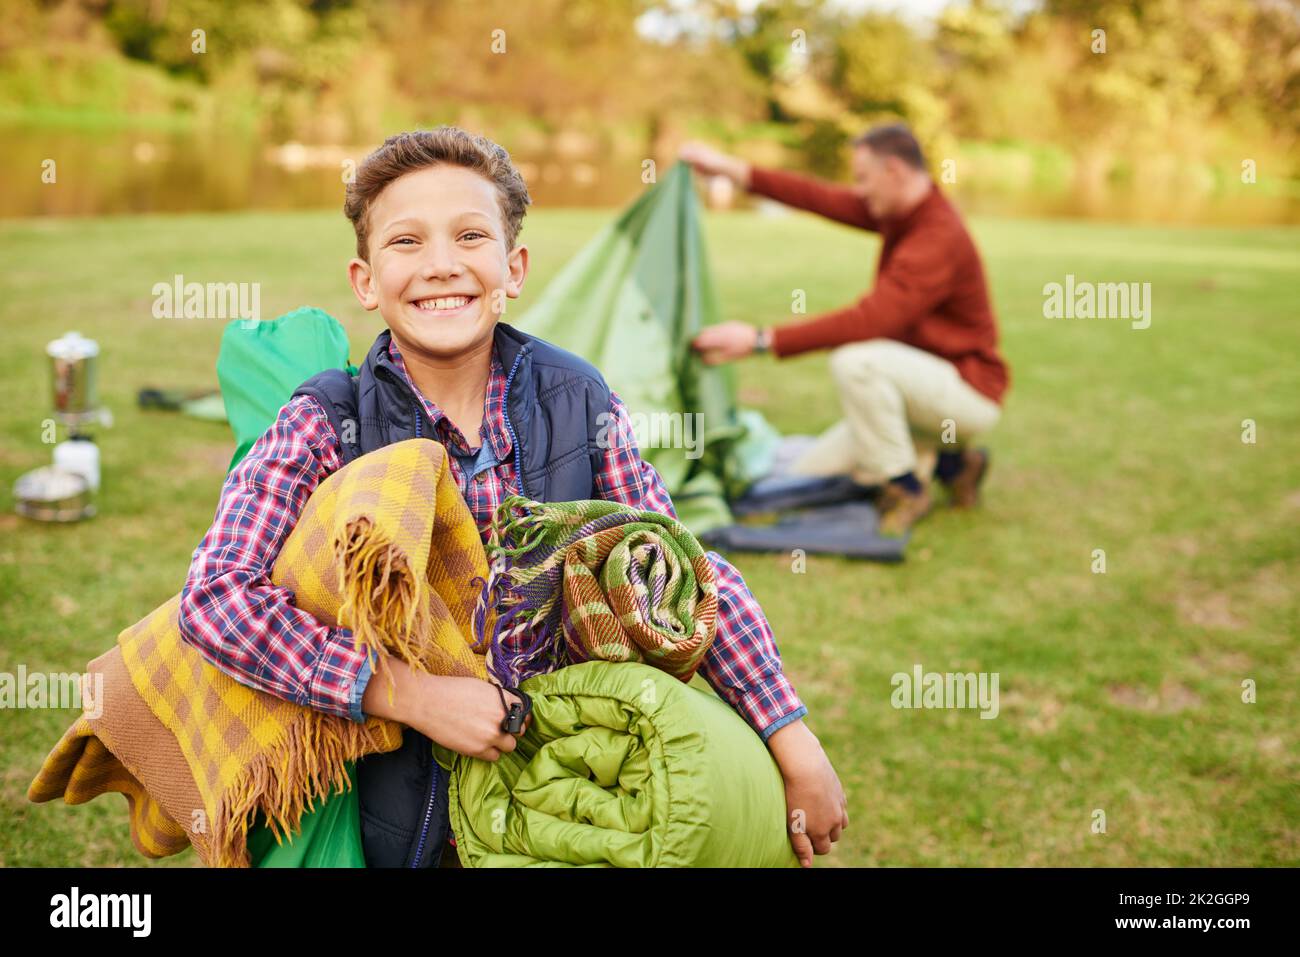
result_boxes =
[292,322,611,867]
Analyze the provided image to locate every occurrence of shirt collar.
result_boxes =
[883,181,941,239]
[385,334,512,460]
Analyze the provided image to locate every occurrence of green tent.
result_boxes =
[517,161,770,534]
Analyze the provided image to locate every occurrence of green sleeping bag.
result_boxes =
[446,661,798,868]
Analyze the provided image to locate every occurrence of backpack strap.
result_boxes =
[292,368,363,465]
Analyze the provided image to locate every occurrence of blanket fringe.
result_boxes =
[334,516,432,702]
[200,514,462,866]
[208,709,398,867]
[489,498,551,559]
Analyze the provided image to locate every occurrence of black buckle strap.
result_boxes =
[496,683,532,735]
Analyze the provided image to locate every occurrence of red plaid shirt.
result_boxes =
[178,334,806,740]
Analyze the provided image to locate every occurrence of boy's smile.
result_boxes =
[411,294,477,315]
[348,164,528,362]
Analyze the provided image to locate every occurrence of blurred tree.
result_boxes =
[727,0,842,122]
[1,0,1294,182]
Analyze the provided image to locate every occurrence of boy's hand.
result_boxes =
[413,675,532,761]
[363,658,530,761]
[766,719,848,867]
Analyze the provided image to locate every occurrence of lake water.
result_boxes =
[3,126,1296,226]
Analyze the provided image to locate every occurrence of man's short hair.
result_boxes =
[852,124,926,171]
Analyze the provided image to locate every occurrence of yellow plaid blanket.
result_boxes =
[27,439,492,867]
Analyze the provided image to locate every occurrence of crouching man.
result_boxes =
[682,124,1010,536]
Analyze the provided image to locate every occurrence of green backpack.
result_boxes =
[217,306,356,472]
[217,305,366,868]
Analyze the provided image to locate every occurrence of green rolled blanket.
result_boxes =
[479,495,720,689]
[445,661,798,868]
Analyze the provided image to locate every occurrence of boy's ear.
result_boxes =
[347,257,380,311]
[504,244,529,299]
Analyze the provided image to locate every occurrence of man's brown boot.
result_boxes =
[877,480,933,537]
[944,447,990,508]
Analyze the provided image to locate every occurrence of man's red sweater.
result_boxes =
[750,166,1009,404]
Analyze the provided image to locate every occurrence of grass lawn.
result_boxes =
[1,203,1296,867]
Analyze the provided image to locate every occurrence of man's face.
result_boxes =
[348,164,527,360]
[851,146,902,219]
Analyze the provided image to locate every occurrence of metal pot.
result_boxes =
[47,331,100,419]
[13,466,95,522]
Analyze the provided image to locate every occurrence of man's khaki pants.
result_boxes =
[787,339,1001,485]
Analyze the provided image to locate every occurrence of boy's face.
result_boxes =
[348,164,528,360]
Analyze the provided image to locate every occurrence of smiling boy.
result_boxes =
[178,127,847,867]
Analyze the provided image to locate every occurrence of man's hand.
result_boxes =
[362,657,530,761]
[766,719,848,867]
[679,142,752,189]
[691,320,760,365]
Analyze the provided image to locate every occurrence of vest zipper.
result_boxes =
[501,346,526,496]
[410,761,439,868]
[406,392,441,867]
[403,353,519,487]
[407,342,524,867]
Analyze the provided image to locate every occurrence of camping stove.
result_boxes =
[13,332,111,523]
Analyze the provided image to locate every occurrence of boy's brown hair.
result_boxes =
[344,126,531,262]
